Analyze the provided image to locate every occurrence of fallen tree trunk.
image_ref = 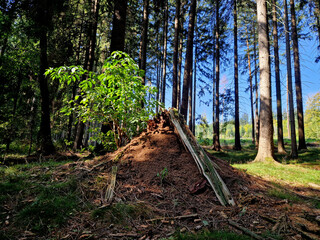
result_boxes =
[168,109,235,206]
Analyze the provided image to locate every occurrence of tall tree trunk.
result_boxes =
[172,0,181,109]
[188,64,193,131]
[110,0,128,53]
[161,0,169,106]
[254,28,259,147]
[98,0,127,151]
[234,0,241,150]
[38,0,55,155]
[213,0,221,151]
[74,0,100,150]
[273,0,286,154]
[254,0,275,162]
[290,0,307,150]
[193,41,197,135]
[284,0,298,158]
[245,28,255,145]
[139,0,149,86]
[181,0,197,119]
[212,22,216,141]
[177,1,187,110]
[286,76,290,138]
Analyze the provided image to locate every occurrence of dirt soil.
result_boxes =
[15,112,320,239]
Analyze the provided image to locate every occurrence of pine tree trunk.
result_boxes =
[188,64,193,131]
[139,0,149,86]
[161,0,168,106]
[213,0,221,151]
[234,0,241,150]
[172,0,180,109]
[38,0,55,155]
[181,0,197,120]
[74,0,100,150]
[254,29,259,147]
[193,43,197,135]
[290,0,307,150]
[110,0,128,53]
[284,0,298,158]
[254,0,275,162]
[273,0,286,154]
[245,28,255,145]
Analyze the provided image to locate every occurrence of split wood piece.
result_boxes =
[146,213,198,223]
[228,219,267,240]
[105,165,118,202]
[109,233,139,238]
[168,109,235,206]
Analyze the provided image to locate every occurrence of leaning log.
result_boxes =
[168,109,235,206]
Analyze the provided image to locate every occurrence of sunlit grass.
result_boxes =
[232,162,320,187]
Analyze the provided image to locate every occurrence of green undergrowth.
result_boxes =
[91,202,152,225]
[0,160,82,236]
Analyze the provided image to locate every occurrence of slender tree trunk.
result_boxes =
[212,22,216,141]
[234,0,241,150]
[74,0,100,150]
[188,64,193,131]
[284,0,298,158]
[245,28,255,145]
[286,75,290,138]
[172,0,180,108]
[139,0,149,86]
[272,0,286,154]
[161,0,169,106]
[193,43,197,135]
[38,0,55,155]
[181,0,197,120]
[254,0,275,162]
[177,2,187,110]
[290,0,307,150]
[213,0,221,151]
[254,28,259,147]
[98,0,127,151]
[110,0,128,53]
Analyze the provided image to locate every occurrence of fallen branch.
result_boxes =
[228,219,265,240]
[146,213,198,223]
[291,225,320,240]
[109,233,139,238]
[105,165,118,202]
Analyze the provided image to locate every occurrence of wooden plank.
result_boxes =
[168,109,235,206]
[105,165,118,202]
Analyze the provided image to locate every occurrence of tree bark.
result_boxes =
[290,0,307,150]
[284,0,298,158]
[38,0,55,155]
[161,0,169,106]
[74,0,100,150]
[254,28,259,147]
[110,0,128,53]
[254,0,275,162]
[181,0,197,120]
[213,0,221,151]
[272,0,286,154]
[245,28,255,145]
[172,0,181,109]
[139,0,149,86]
[234,0,241,150]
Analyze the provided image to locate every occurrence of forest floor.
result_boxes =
[1,114,320,239]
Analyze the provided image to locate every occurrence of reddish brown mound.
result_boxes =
[51,112,319,239]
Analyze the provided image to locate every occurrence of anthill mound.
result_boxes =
[48,112,320,239]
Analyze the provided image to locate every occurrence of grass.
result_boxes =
[233,161,320,187]
[0,160,81,236]
[91,202,152,225]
